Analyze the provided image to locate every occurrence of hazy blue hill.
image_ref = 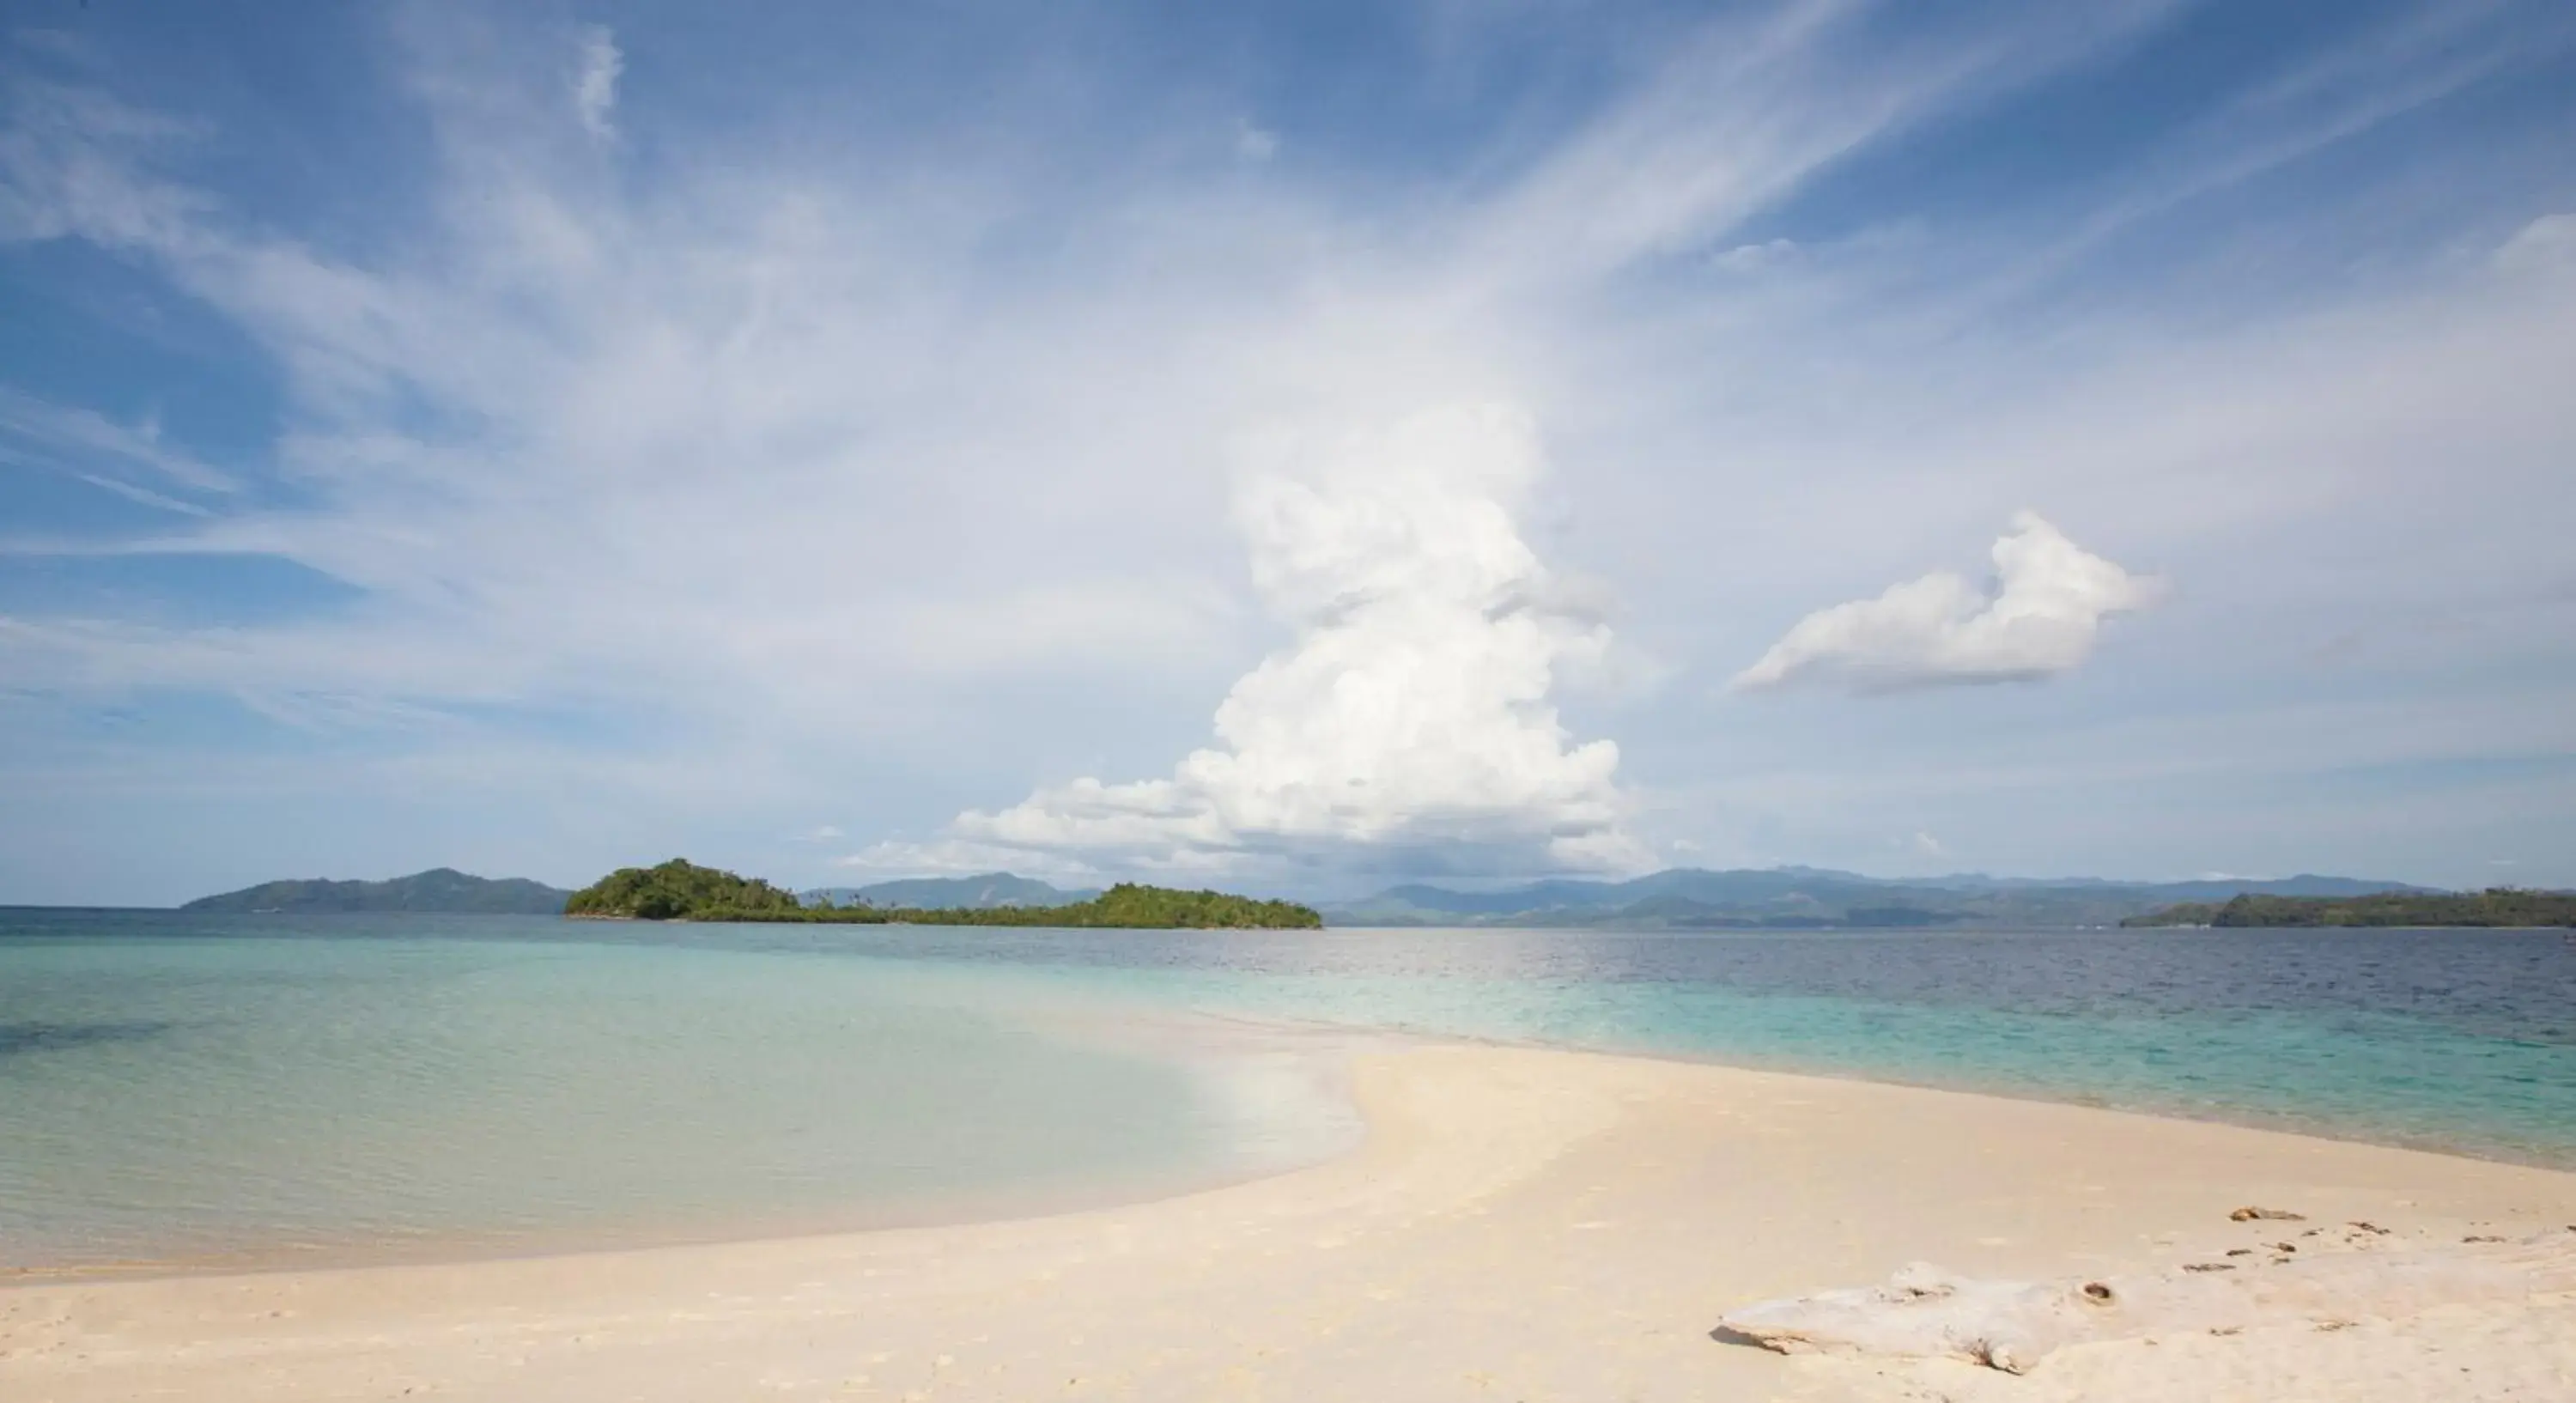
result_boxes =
[800,873,1101,910]
[2128,874,2442,901]
[1943,873,2435,897]
[1372,880,1613,915]
[181,868,571,914]
[1320,867,2439,929]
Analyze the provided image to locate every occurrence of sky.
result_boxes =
[3,0,2573,905]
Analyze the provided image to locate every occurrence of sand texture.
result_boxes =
[5,1043,2574,1401]
[1721,1227,2576,1378]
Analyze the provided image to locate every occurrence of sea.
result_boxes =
[4,909,2573,1274]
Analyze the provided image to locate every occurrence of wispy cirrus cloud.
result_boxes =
[3,0,2172,884]
[1467,0,2190,282]
[0,387,236,495]
[2,1,2573,900]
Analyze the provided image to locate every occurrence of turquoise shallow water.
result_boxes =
[4,911,2573,1271]
[0,915,1354,1272]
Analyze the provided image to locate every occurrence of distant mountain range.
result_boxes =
[173,863,2452,928]
[184,868,1100,917]
[1312,867,2443,929]
[799,872,1103,910]
[181,867,572,914]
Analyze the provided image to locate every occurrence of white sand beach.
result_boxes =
[6,1043,2574,1402]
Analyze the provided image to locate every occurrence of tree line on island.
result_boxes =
[563,859,1324,929]
[2119,889,2576,928]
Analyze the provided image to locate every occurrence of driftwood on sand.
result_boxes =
[1716,1224,2576,1375]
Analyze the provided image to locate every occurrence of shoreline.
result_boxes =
[9,1016,2572,1286]
[0,1009,1380,1288]
[8,1040,2576,1401]
[1167,1002,2576,1173]
[1464,1026,2576,1173]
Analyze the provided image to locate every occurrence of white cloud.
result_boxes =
[571,26,622,139]
[1710,237,1801,273]
[0,387,236,495]
[1471,0,2188,281]
[0,38,1282,738]
[1733,512,2160,694]
[877,579,1243,679]
[1911,830,1944,857]
[7,3,2575,893]
[1233,119,1279,162]
[947,403,1646,876]
[69,471,213,517]
[0,77,209,248]
[2494,211,2576,276]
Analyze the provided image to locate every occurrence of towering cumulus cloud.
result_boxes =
[1733,512,2159,694]
[951,404,1642,876]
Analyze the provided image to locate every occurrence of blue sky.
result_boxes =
[3,0,2573,904]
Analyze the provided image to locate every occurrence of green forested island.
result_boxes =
[2121,889,2576,928]
[564,859,805,920]
[565,859,1322,929]
[182,867,572,914]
